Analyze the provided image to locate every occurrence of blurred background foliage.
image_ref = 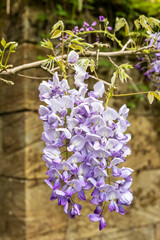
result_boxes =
[34,0,160,34]
[41,0,160,26]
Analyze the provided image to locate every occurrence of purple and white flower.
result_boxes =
[39,56,133,231]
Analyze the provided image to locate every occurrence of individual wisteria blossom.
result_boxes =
[39,50,133,231]
[136,32,160,89]
[99,16,105,22]
[73,20,97,34]
[67,50,79,63]
[99,16,112,32]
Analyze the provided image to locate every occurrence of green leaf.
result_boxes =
[71,39,84,45]
[147,92,154,104]
[51,30,62,39]
[41,58,54,73]
[111,72,117,86]
[9,42,18,52]
[77,59,90,71]
[151,91,160,101]
[85,59,90,70]
[47,55,55,60]
[134,19,140,29]
[65,30,77,37]
[115,17,126,32]
[41,39,53,50]
[90,59,95,72]
[1,38,6,47]
[69,43,84,53]
[125,23,130,35]
[148,17,160,28]
[139,15,153,33]
[5,42,12,48]
[51,20,64,34]
[54,58,65,72]
[117,64,133,83]
[81,42,94,48]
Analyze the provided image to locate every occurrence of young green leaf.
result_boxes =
[81,42,94,48]
[76,59,89,71]
[1,38,6,47]
[51,30,62,39]
[148,17,160,28]
[69,43,84,53]
[147,92,154,104]
[151,91,160,101]
[51,20,64,34]
[139,15,153,33]
[41,39,53,50]
[111,71,117,86]
[65,30,77,37]
[134,19,140,29]
[90,59,95,72]
[9,42,18,52]
[71,39,84,45]
[115,18,126,32]
[54,58,65,72]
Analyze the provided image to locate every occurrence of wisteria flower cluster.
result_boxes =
[62,16,112,41]
[39,50,133,230]
[61,20,98,41]
[136,32,160,89]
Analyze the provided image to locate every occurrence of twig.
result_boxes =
[107,57,119,68]
[113,91,149,97]
[0,77,14,85]
[122,39,134,51]
[0,59,47,75]
[0,48,160,76]
[89,74,112,87]
[17,73,50,80]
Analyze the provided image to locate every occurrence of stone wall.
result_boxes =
[0,1,160,240]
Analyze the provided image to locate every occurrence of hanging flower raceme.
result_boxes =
[39,50,133,231]
[136,32,160,89]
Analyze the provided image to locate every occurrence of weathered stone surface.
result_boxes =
[0,43,49,114]
[78,225,156,240]
[64,170,160,240]
[1,141,46,179]
[0,0,50,42]
[0,177,26,240]
[0,117,2,156]
[0,111,46,178]
[0,177,68,240]
[1,111,42,155]
[156,223,160,240]
[1,111,160,179]
[126,116,160,171]
[26,180,67,240]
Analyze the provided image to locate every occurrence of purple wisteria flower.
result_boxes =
[136,32,160,89]
[39,50,133,231]
[99,16,105,22]
[72,21,97,34]
[67,50,79,63]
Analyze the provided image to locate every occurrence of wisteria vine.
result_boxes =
[39,50,133,230]
[0,12,160,232]
[136,32,160,89]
